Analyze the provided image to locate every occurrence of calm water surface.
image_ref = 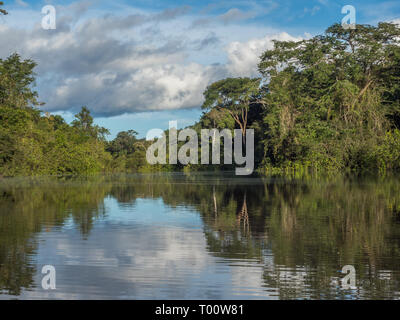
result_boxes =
[1,173,400,299]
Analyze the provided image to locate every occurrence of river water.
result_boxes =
[0,173,399,299]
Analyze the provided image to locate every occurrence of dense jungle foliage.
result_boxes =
[1,16,400,176]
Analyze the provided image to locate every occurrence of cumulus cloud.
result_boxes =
[0,1,301,117]
[15,197,223,299]
[226,32,302,77]
[194,32,220,50]
[44,63,225,116]
[391,18,400,25]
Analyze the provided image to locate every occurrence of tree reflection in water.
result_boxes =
[0,173,399,299]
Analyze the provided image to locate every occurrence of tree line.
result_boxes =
[1,14,400,176]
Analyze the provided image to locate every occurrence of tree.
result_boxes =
[257,22,400,170]
[107,130,138,156]
[72,106,110,141]
[0,53,115,176]
[0,53,40,108]
[72,106,93,130]
[259,23,400,124]
[201,78,262,142]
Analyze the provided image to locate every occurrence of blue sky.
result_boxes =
[1,0,400,139]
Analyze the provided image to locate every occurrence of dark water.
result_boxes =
[1,173,400,300]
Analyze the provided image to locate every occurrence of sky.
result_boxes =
[1,0,400,139]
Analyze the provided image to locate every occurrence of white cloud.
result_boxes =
[226,32,302,77]
[0,1,302,116]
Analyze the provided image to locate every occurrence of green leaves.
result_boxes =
[107,130,138,156]
[257,22,400,172]
[72,106,110,141]
[0,53,39,109]
[202,77,261,109]
[2,21,400,175]
[202,77,262,137]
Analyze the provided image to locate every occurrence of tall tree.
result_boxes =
[201,78,262,142]
[72,106,110,140]
[72,106,94,130]
[107,130,138,156]
[0,53,40,109]
[257,22,400,169]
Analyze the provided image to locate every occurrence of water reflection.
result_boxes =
[0,173,400,299]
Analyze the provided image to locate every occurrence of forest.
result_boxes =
[1,0,400,176]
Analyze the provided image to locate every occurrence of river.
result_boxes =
[0,173,399,299]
